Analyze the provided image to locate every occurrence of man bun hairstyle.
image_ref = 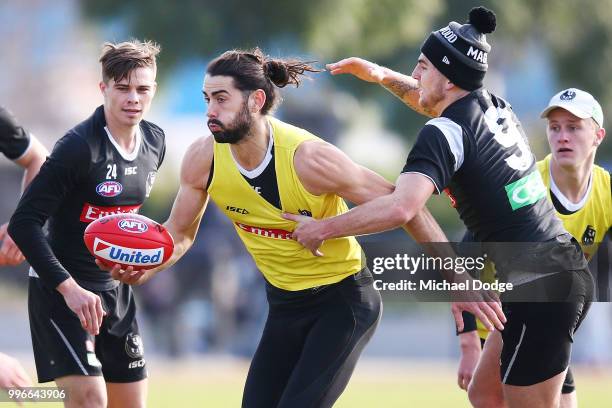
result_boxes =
[420,6,497,91]
[207,48,321,114]
[100,39,160,84]
[264,60,289,87]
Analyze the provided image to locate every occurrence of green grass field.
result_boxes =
[5,358,612,407]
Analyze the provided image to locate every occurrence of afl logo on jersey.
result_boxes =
[96,181,123,197]
[118,219,149,234]
[125,333,144,358]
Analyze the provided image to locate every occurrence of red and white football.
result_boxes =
[84,213,174,270]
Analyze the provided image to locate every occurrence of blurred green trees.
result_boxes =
[83,0,612,159]
[82,0,612,234]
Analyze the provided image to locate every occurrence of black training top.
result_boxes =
[403,89,566,243]
[241,142,281,210]
[9,105,165,291]
[0,106,31,160]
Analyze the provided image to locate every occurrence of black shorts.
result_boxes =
[28,277,147,383]
[480,334,574,393]
[499,268,593,386]
[242,268,382,408]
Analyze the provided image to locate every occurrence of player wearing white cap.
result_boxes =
[289,6,594,407]
[463,88,609,408]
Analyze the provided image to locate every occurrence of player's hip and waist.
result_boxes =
[264,267,381,315]
[488,233,591,286]
[266,267,372,294]
[29,274,131,311]
[30,241,118,291]
[497,233,594,361]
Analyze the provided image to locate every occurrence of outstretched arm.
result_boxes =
[291,139,447,250]
[286,161,434,247]
[326,57,439,117]
[107,136,213,285]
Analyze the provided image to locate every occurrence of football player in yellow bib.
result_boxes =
[104,48,450,408]
[462,88,609,408]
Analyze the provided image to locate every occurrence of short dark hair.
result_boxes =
[206,48,321,115]
[99,39,161,83]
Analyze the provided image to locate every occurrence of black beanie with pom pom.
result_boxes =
[421,6,496,91]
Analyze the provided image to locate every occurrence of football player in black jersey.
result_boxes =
[9,40,163,408]
[287,6,593,408]
[461,88,609,408]
[0,106,48,265]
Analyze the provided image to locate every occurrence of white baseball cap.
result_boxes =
[540,88,604,128]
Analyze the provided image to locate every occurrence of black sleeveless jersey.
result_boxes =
[0,106,31,160]
[402,89,565,242]
[208,139,282,209]
[9,106,165,291]
[242,145,281,210]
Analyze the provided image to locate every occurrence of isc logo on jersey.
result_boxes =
[93,238,164,266]
[118,219,149,234]
[96,181,123,197]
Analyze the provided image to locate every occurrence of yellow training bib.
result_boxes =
[538,154,612,260]
[207,117,363,290]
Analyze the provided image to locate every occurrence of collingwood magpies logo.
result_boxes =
[582,225,596,246]
[560,90,576,101]
[125,333,144,358]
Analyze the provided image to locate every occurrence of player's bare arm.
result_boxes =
[289,140,451,255]
[457,331,482,391]
[326,57,437,117]
[160,136,212,267]
[105,136,213,285]
[293,140,395,204]
[285,170,434,249]
[290,140,449,249]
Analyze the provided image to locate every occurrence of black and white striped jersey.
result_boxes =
[402,89,565,242]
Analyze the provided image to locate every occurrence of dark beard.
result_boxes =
[209,103,252,144]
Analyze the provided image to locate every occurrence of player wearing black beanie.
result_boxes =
[301,6,594,408]
[421,6,496,91]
